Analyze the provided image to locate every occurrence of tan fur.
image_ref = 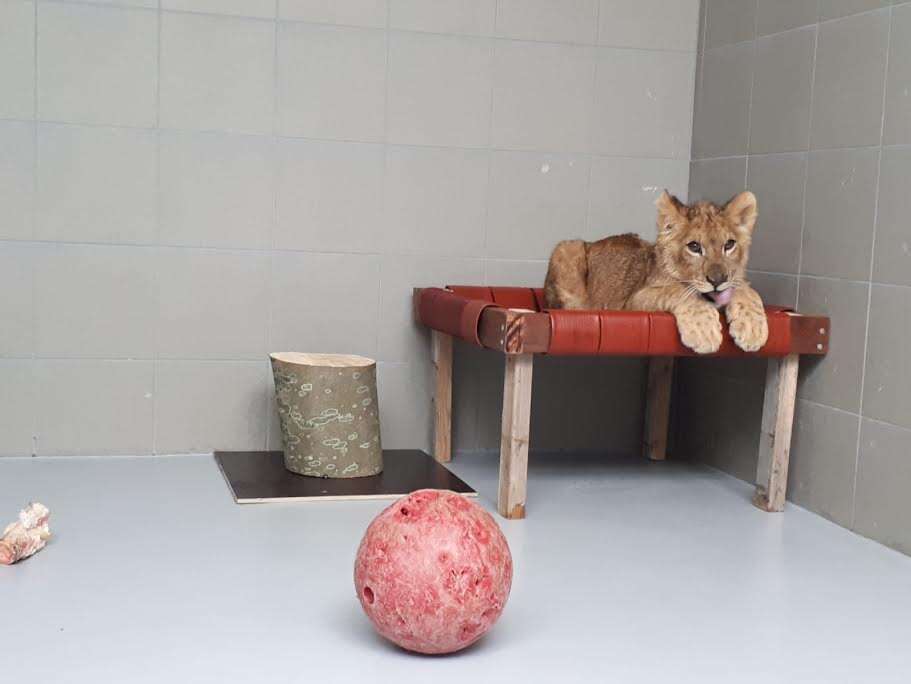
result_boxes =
[544,190,769,354]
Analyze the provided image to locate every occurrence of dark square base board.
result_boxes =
[215,449,476,504]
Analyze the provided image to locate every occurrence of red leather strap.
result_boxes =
[417,288,496,346]
[489,287,539,311]
[548,311,601,355]
[548,307,794,356]
[420,286,813,357]
[600,311,650,355]
[447,285,493,302]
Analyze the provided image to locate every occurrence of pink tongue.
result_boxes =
[709,288,733,306]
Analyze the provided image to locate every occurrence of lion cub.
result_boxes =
[544,190,768,354]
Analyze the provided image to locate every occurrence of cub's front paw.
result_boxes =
[676,306,723,354]
[728,307,768,352]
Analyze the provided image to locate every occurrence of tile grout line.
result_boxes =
[150,0,163,456]
[30,0,39,456]
[688,0,708,164]
[1,114,701,161]
[372,0,392,364]
[263,0,281,452]
[850,5,894,528]
[582,0,601,240]
[480,5,498,278]
[39,0,698,54]
[368,0,393,360]
[743,0,759,175]
[795,20,821,310]
[703,2,897,53]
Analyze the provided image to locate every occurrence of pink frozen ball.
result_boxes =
[354,489,513,655]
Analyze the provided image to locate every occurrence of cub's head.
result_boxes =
[653,190,758,307]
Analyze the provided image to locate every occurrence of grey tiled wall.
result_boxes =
[684,0,911,555]
[0,1,698,457]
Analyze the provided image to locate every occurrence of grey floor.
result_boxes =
[2,452,910,683]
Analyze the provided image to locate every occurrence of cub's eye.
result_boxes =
[686,241,702,254]
[724,239,737,251]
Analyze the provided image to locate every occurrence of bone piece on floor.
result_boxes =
[0,503,51,565]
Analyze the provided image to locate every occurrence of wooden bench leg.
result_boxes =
[643,357,674,461]
[753,353,799,512]
[498,353,534,519]
[431,331,453,463]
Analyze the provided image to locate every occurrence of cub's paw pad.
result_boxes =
[729,310,768,352]
[677,309,723,354]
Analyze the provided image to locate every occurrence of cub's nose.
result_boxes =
[706,273,727,289]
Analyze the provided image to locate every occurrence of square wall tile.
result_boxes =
[37,3,157,127]
[376,361,431,451]
[277,24,386,142]
[492,41,595,154]
[801,147,878,281]
[0,361,35,456]
[745,153,806,273]
[593,48,695,159]
[788,400,859,527]
[863,284,911,429]
[160,12,274,135]
[587,157,689,242]
[36,124,157,245]
[855,418,911,555]
[818,0,890,21]
[160,131,273,250]
[0,121,34,241]
[163,0,276,18]
[749,27,815,154]
[692,42,753,159]
[495,0,598,44]
[35,360,154,456]
[270,252,380,358]
[0,0,35,119]
[556,357,645,453]
[810,10,890,149]
[756,0,818,36]
[883,5,911,145]
[486,151,589,259]
[688,157,747,203]
[705,0,756,48]
[484,259,548,287]
[157,249,270,360]
[390,0,496,36]
[387,32,493,148]
[450,342,486,452]
[377,254,484,362]
[384,146,488,257]
[597,0,700,52]
[278,0,387,28]
[474,346,515,450]
[155,360,269,453]
[873,146,911,286]
[34,245,157,359]
[747,271,798,308]
[275,139,385,253]
[796,276,869,413]
[0,246,34,357]
[675,369,763,482]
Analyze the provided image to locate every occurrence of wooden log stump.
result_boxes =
[270,353,383,478]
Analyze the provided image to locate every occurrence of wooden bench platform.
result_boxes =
[414,286,830,519]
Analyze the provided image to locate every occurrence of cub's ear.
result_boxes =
[655,190,685,232]
[724,191,758,234]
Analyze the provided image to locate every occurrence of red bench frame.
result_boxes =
[414,286,830,519]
